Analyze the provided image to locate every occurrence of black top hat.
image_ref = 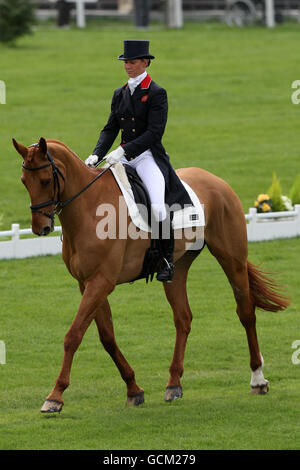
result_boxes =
[118,40,155,61]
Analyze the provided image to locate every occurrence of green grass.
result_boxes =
[0,20,300,228]
[0,238,299,450]
[0,19,300,450]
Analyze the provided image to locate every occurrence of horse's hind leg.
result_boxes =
[94,299,144,406]
[207,242,269,394]
[163,251,199,402]
[229,263,268,393]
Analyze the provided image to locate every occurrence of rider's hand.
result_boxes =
[105,146,124,165]
[85,154,99,167]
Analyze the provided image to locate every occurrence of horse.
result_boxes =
[12,137,290,413]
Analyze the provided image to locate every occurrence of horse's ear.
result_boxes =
[12,138,28,159]
[38,137,47,155]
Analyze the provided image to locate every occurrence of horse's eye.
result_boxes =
[41,179,51,187]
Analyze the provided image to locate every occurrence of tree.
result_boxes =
[0,0,36,44]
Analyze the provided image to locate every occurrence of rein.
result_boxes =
[23,145,111,223]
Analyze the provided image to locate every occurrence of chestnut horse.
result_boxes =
[13,137,289,413]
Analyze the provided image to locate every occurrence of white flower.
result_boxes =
[281,195,293,211]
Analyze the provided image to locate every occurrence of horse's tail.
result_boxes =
[247,261,290,312]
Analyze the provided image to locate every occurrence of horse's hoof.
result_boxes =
[164,386,182,402]
[40,399,64,413]
[126,391,144,406]
[251,383,269,395]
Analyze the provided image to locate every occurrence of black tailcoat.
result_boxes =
[93,74,192,209]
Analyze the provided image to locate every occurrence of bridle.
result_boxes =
[22,144,111,227]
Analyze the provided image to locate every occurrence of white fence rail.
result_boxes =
[0,224,62,260]
[0,205,300,260]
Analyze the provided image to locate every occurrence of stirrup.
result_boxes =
[156,257,174,283]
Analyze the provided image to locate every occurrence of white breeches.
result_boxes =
[121,150,167,222]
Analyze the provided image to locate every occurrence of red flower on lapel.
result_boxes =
[141,94,149,103]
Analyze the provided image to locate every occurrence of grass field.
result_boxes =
[0,239,299,450]
[0,19,300,451]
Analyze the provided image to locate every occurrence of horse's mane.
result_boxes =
[46,139,85,165]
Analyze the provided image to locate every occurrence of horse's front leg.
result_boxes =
[94,299,144,406]
[41,274,114,413]
[162,253,197,402]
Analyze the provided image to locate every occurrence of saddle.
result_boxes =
[107,162,205,283]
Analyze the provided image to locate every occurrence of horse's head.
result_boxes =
[13,137,65,236]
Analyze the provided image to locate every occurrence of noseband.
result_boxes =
[22,143,111,225]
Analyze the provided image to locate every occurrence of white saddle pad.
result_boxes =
[106,162,205,233]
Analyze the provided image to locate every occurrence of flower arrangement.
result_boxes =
[254,194,273,213]
[281,195,293,211]
[253,172,299,213]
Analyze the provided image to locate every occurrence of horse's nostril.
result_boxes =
[40,226,51,236]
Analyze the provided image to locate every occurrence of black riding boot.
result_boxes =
[156,218,175,283]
